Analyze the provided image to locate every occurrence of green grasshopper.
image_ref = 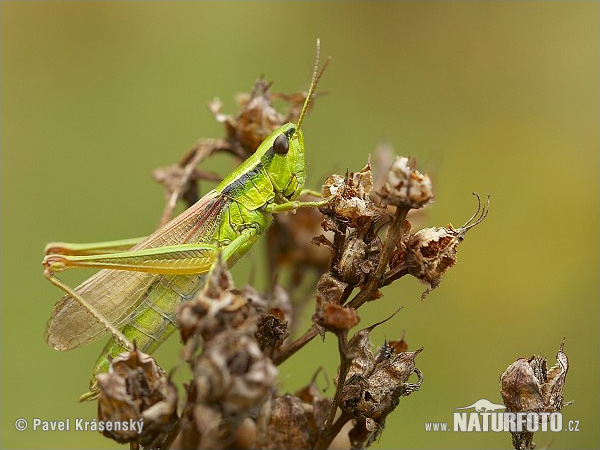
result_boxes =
[43,42,330,401]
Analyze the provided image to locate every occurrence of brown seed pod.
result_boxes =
[313,303,360,333]
[334,231,382,286]
[500,339,569,450]
[257,394,333,450]
[256,307,289,354]
[194,331,278,414]
[321,164,381,228]
[177,258,255,347]
[96,348,178,447]
[210,78,283,152]
[209,78,311,153]
[376,156,433,209]
[404,193,489,299]
[340,328,423,448]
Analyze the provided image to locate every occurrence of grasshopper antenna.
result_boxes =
[296,38,331,133]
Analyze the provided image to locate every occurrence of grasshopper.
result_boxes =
[43,42,330,401]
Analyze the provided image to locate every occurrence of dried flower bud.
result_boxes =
[501,339,569,414]
[377,156,433,209]
[255,372,332,450]
[321,164,381,228]
[334,230,382,286]
[194,331,278,414]
[500,339,569,450]
[256,308,289,354]
[209,78,311,153]
[313,303,360,333]
[404,193,489,299]
[315,271,349,307]
[257,393,331,450]
[341,328,423,448]
[209,78,283,151]
[177,258,261,349]
[341,348,423,418]
[96,348,178,447]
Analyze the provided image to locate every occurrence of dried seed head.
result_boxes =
[334,231,382,286]
[315,271,349,307]
[256,307,289,354]
[500,339,569,414]
[210,78,283,151]
[500,358,545,414]
[257,394,331,450]
[194,331,278,414]
[377,156,433,209]
[321,163,381,228]
[96,348,178,447]
[177,258,265,349]
[405,193,489,299]
[341,328,423,448]
[500,339,569,450]
[209,78,312,153]
[341,346,423,417]
[313,303,360,333]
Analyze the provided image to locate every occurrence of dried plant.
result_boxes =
[94,75,491,450]
[500,339,570,450]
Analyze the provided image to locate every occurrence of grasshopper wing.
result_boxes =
[45,190,229,351]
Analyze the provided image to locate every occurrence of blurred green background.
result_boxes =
[1,2,598,449]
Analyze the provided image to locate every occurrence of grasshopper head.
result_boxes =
[259,123,306,202]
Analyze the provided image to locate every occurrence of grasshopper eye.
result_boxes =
[273,133,289,155]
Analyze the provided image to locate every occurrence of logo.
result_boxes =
[424,397,579,435]
[453,398,560,433]
[455,398,505,413]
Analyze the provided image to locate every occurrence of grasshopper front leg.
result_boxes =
[265,194,333,214]
[298,188,323,199]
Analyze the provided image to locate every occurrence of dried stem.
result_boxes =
[273,324,320,365]
[328,412,353,444]
[383,264,409,286]
[313,330,353,450]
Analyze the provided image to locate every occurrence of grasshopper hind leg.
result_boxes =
[45,237,145,256]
